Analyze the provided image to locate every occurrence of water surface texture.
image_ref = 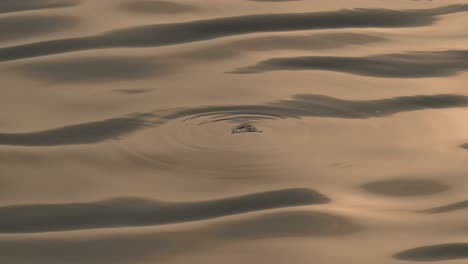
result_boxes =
[2,1,468,263]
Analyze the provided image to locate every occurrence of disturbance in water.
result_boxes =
[231,123,263,134]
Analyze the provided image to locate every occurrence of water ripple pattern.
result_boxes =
[1,1,468,264]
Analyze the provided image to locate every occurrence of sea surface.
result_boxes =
[1,0,468,263]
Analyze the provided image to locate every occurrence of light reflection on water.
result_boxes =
[1,1,468,263]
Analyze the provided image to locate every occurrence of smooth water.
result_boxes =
[1,0,468,263]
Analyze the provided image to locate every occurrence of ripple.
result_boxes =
[0,15,79,42]
[0,188,329,233]
[13,33,383,83]
[120,1,198,14]
[123,110,313,176]
[171,32,386,62]
[231,123,263,134]
[0,0,80,14]
[232,50,468,78]
[166,94,468,120]
[250,0,302,2]
[17,56,171,83]
[0,114,152,146]
[361,178,450,197]
[394,243,468,261]
[0,210,359,264]
[3,94,468,147]
[423,200,468,214]
[0,4,466,62]
[213,211,361,239]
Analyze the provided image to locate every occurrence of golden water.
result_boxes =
[1,0,468,263]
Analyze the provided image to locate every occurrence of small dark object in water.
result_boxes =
[231,123,262,133]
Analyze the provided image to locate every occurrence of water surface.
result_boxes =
[1,0,468,263]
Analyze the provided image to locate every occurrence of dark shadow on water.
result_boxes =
[2,94,468,146]
[17,56,172,83]
[0,188,329,233]
[14,32,384,83]
[113,88,153,95]
[179,32,386,61]
[394,243,468,261]
[120,0,198,14]
[0,4,466,61]
[0,115,152,146]
[211,211,360,239]
[250,0,302,2]
[0,0,80,14]
[232,50,468,78]
[0,210,360,263]
[360,178,450,197]
[423,200,468,214]
[0,15,79,42]
[166,94,468,121]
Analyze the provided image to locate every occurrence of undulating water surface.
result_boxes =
[2,0,468,263]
